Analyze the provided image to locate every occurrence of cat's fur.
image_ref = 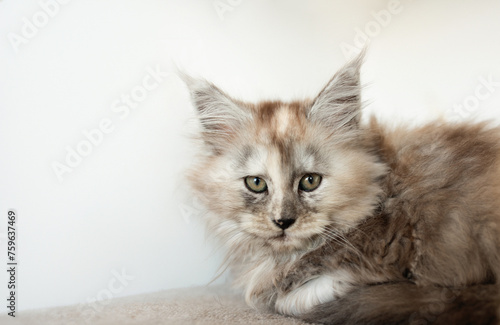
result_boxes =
[182,53,500,324]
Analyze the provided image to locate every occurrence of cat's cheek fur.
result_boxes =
[275,271,353,316]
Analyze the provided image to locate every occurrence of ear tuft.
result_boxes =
[308,50,365,130]
[179,71,251,152]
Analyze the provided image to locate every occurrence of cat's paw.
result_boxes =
[275,272,353,316]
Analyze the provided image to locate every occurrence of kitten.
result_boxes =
[182,53,500,324]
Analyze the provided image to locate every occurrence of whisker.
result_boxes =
[332,220,370,239]
[322,227,362,259]
[320,231,351,252]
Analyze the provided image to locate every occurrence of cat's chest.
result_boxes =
[240,257,283,305]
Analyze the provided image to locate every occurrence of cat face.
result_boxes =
[184,53,385,253]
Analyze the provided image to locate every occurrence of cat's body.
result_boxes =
[183,54,500,324]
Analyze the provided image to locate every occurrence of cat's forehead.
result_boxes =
[234,100,322,172]
[243,144,317,175]
[251,100,311,143]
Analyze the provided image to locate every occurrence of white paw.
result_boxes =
[275,271,352,316]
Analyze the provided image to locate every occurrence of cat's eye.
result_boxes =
[245,176,268,193]
[299,174,322,192]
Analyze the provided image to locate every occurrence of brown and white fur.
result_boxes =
[182,53,500,324]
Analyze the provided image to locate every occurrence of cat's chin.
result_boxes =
[270,232,292,243]
[266,232,322,253]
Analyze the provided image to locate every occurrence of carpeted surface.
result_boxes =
[0,285,312,325]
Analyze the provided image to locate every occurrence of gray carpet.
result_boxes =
[0,285,312,325]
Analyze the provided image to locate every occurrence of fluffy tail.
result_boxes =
[300,283,498,325]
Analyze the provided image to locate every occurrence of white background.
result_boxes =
[1,0,500,312]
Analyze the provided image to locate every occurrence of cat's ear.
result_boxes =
[308,51,364,130]
[180,72,251,153]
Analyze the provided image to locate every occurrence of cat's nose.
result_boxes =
[273,218,295,230]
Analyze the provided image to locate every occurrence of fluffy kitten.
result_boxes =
[182,54,500,324]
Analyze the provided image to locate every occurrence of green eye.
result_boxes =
[299,174,322,192]
[245,176,268,193]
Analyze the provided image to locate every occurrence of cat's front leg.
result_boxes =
[275,270,354,316]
